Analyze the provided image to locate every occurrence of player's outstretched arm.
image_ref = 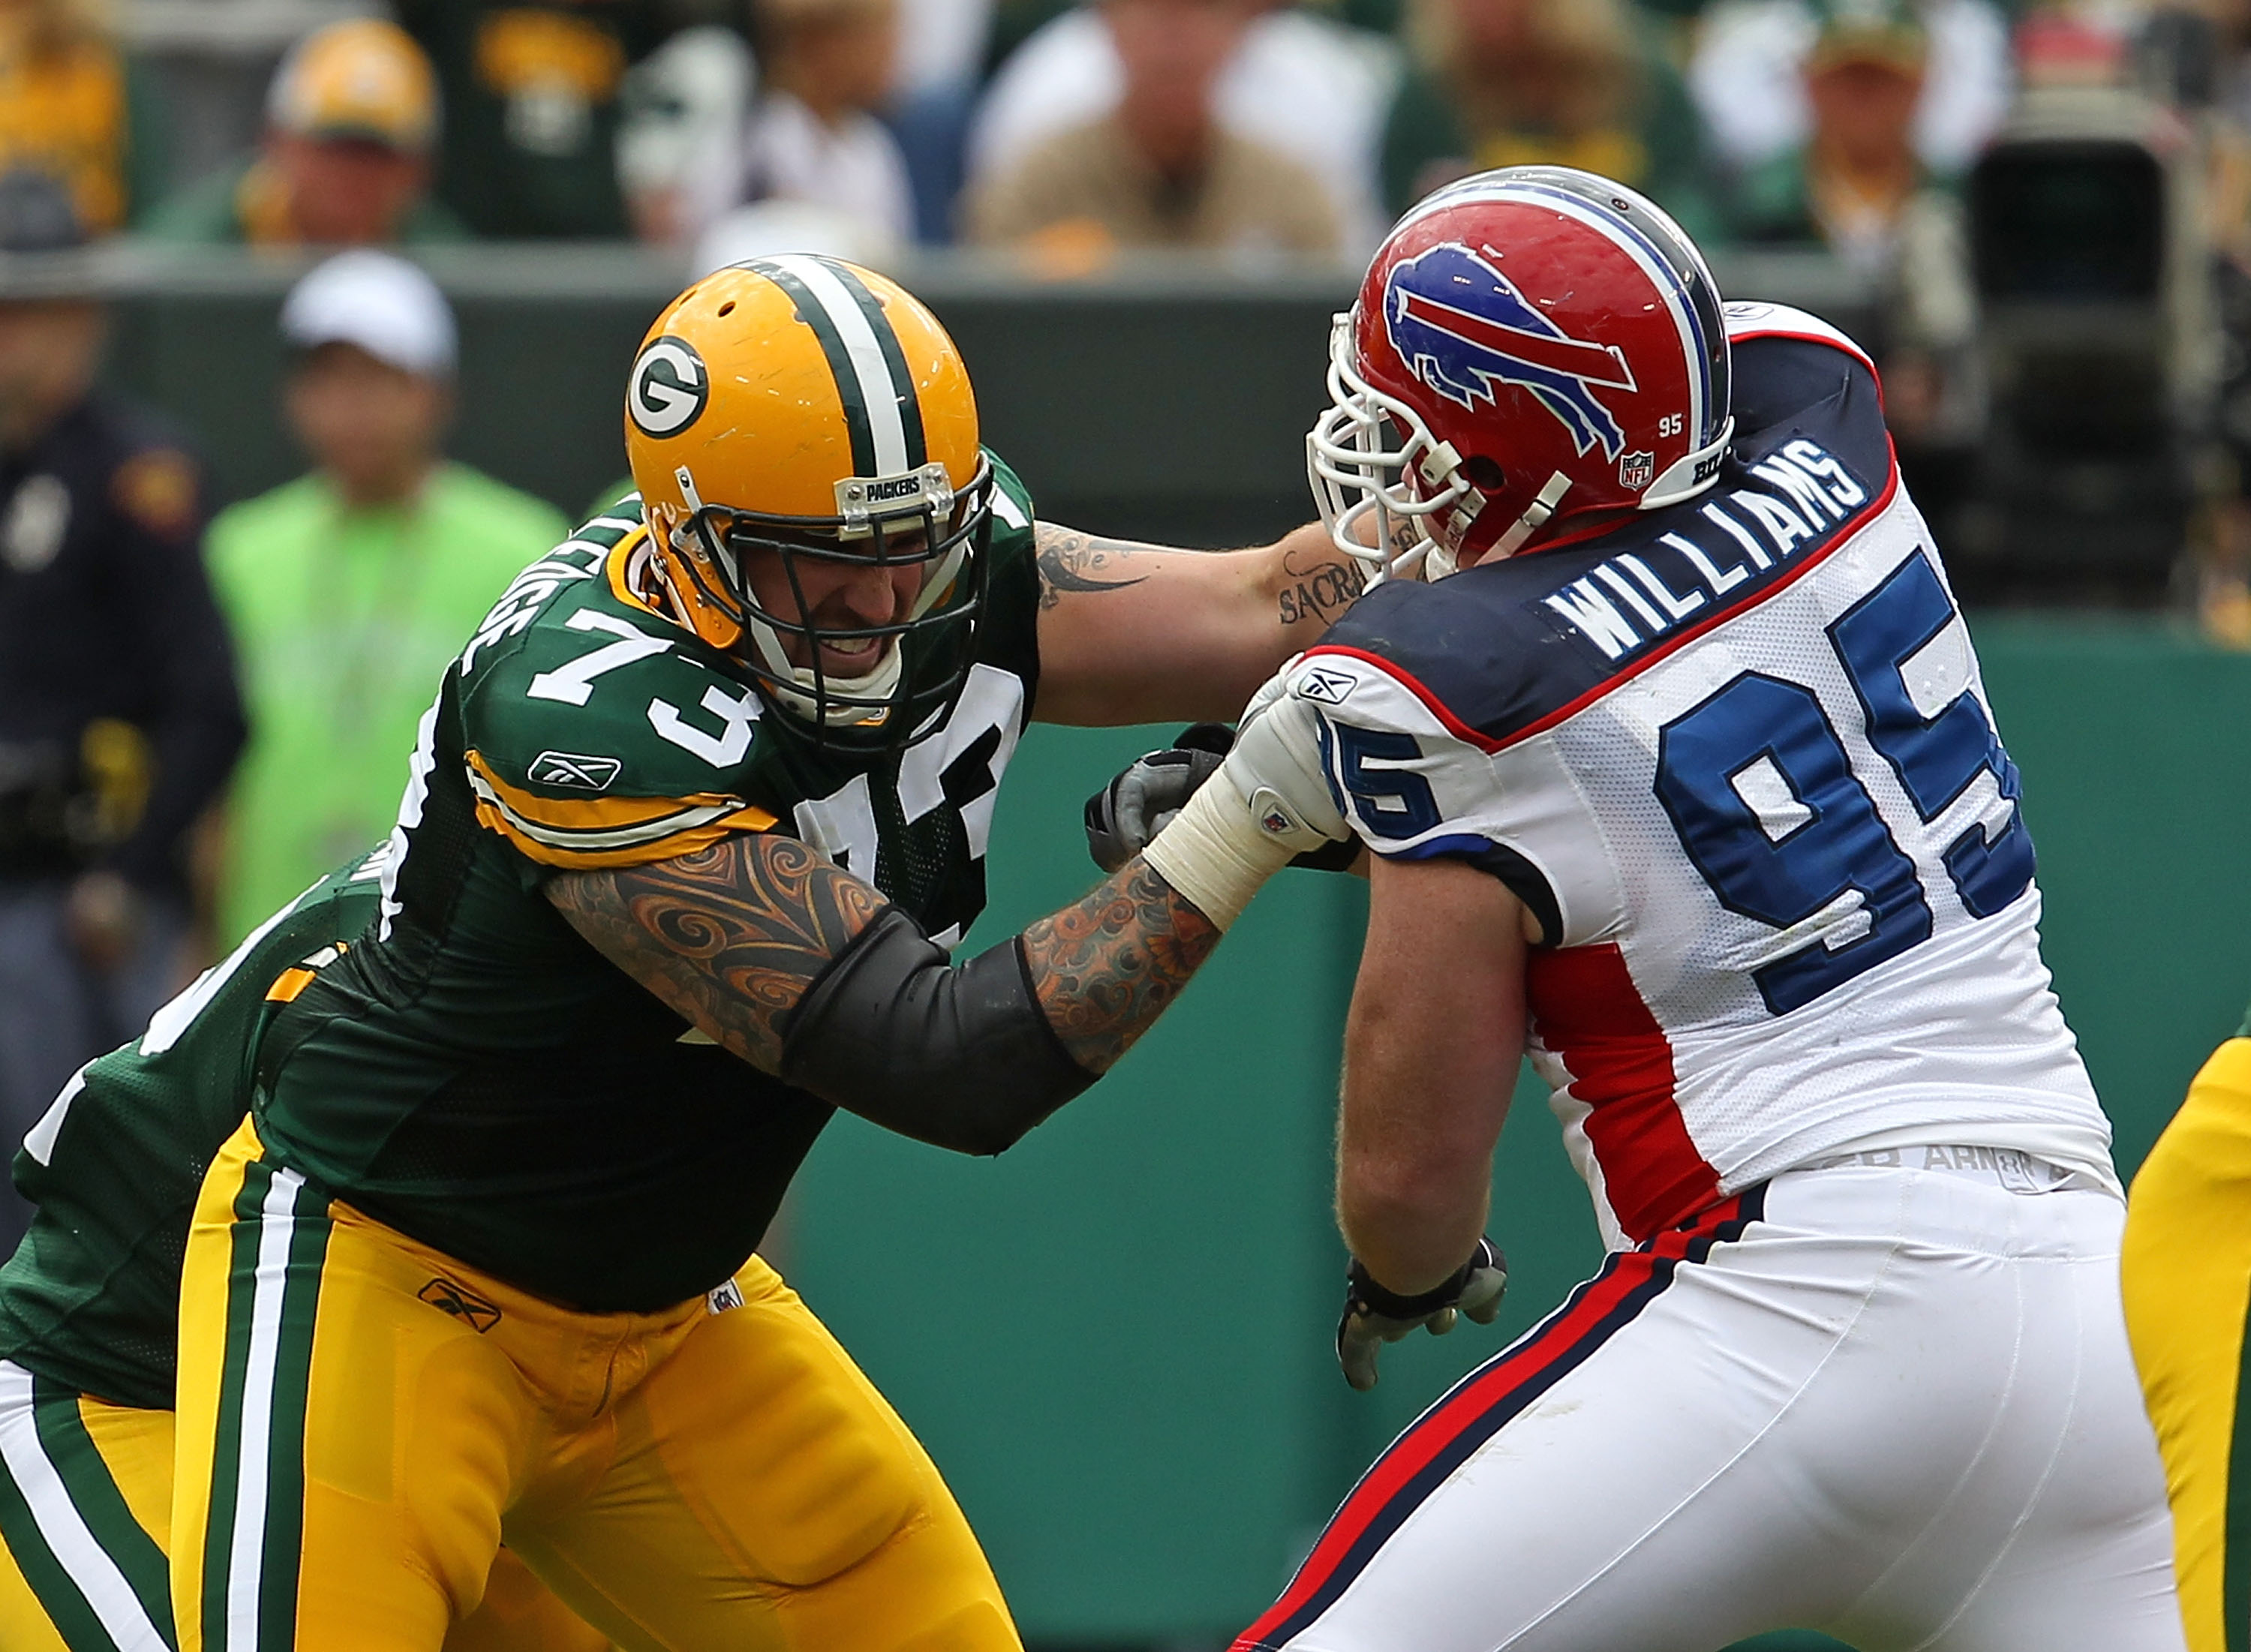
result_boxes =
[1031,520,1364,725]
[1339,854,1531,1296]
[546,834,1222,1152]
[547,658,1353,1152]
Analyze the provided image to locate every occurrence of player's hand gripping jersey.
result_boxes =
[248,467,1043,1313]
[1294,305,2113,1247]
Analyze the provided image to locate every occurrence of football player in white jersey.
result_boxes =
[1125,167,2189,1650]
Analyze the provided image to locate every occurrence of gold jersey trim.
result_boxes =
[464,749,777,870]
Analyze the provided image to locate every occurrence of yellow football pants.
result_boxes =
[2125,1035,2251,1652]
[173,1120,1018,1652]
[0,1362,606,1652]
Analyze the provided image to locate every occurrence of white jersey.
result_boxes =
[1291,305,2114,1247]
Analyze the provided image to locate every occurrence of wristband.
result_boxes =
[1140,773,1297,930]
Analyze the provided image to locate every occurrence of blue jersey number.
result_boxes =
[1654,552,2033,1015]
[1329,722,1444,840]
[1829,554,2036,918]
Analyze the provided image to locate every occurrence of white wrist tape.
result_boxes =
[1140,773,1297,931]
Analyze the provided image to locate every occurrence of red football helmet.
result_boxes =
[1309,167,1734,581]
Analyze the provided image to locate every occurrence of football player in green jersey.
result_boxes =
[168,254,1364,1652]
[0,849,610,1652]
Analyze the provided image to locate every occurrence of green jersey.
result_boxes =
[253,461,1045,1312]
[0,855,384,1410]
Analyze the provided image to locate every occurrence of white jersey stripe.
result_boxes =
[0,1362,170,1652]
[464,770,742,852]
[763,254,911,476]
[224,1167,306,1652]
[22,1066,88,1169]
[380,693,445,944]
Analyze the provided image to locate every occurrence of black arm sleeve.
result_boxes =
[779,905,1098,1155]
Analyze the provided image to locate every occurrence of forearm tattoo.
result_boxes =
[547,834,884,1072]
[1277,543,1368,629]
[1020,859,1222,1074]
[1035,523,1153,610]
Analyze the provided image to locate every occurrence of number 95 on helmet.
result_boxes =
[625,254,993,749]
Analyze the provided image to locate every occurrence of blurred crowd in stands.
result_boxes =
[0,0,2200,266]
[3,0,2251,1233]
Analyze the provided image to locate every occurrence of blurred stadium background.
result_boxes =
[11,1,2251,1648]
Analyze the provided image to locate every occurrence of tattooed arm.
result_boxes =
[548,834,1225,1146]
[546,833,881,1071]
[1020,857,1220,1073]
[1032,519,1366,725]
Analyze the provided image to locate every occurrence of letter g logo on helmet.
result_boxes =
[629,336,710,438]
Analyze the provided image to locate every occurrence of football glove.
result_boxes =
[1084,724,1235,875]
[1085,722,1358,874]
[1336,1238,1507,1392]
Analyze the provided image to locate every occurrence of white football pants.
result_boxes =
[1239,1158,2186,1652]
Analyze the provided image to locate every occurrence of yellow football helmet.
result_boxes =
[624,254,991,746]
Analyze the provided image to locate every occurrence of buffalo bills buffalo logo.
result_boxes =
[1383,243,1636,461]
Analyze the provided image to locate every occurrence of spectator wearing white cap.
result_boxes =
[204,251,565,945]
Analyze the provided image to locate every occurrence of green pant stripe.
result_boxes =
[27,1378,173,1649]
[2225,1287,2251,1652]
[0,1441,117,1652]
[255,1187,328,1647]
[200,1157,330,1652]
[199,1159,268,1652]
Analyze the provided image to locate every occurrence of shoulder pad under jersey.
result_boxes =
[455,514,780,871]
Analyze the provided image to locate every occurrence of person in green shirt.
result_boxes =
[207,249,566,945]
[392,0,667,239]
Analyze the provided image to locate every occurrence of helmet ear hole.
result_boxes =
[1460,455,1507,493]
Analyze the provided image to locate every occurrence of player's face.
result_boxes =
[738,533,928,678]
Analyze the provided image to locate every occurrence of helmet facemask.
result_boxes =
[670,455,995,752]
[1308,313,1483,586]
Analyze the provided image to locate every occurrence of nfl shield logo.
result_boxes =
[1618,450,1655,490]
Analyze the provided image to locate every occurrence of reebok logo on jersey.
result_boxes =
[418,1278,503,1334]
[529,750,624,791]
[1297,666,1358,705]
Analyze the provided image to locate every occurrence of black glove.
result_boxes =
[1084,723,1234,874]
[1085,723,1360,875]
[1336,1237,1507,1392]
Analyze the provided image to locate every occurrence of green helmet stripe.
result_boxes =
[826,262,928,470]
[749,259,879,479]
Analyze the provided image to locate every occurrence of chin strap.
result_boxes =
[1438,471,1573,576]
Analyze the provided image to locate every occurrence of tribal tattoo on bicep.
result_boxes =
[1020,859,1222,1074]
[547,834,885,1072]
[1035,523,1154,610]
